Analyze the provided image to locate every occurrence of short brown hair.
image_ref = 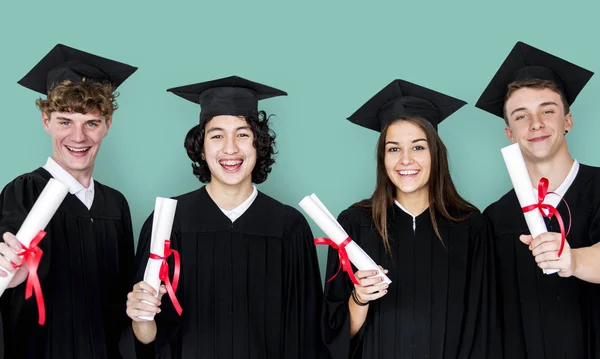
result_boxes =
[36,80,118,119]
[503,79,569,124]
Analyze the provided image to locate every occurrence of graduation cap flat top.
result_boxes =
[475,41,594,119]
[347,79,466,132]
[167,76,287,122]
[18,44,138,95]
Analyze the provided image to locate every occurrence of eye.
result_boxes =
[387,147,399,152]
[515,115,526,121]
[543,109,555,115]
[87,122,98,128]
[413,145,426,151]
[210,134,223,139]
[238,133,251,138]
[60,121,71,126]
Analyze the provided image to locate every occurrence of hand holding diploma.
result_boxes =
[501,143,568,275]
[0,178,69,325]
[299,193,391,284]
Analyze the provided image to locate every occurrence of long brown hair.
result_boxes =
[354,116,478,254]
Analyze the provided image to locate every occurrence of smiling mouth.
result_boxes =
[397,170,420,177]
[219,159,243,173]
[528,135,550,143]
[66,146,91,156]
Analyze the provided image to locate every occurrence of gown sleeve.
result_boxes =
[458,214,502,359]
[322,208,366,359]
[280,208,327,359]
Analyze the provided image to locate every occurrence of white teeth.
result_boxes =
[219,160,242,166]
[67,146,89,152]
[399,170,418,175]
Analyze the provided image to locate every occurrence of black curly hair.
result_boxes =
[184,111,277,184]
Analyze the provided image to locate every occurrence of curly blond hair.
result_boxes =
[36,80,118,118]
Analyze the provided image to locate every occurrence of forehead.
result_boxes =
[205,115,249,129]
[385,120,426,141]
[505,87,564,112]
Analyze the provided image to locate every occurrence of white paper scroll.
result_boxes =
[501,143,559,275]
[299,194,391,284]
[0,178,69,296]
[140,197,178,320]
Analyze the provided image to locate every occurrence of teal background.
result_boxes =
[1,0,599,283]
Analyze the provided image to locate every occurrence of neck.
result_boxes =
[524,150,574,192]
[53,156,93,188]
[395,190,429,216]
[206,180,254,210]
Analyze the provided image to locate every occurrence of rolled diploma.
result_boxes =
[140,197,177,320]
[299,194,391,284]
[0,178,69,296]
[501,143,558,275]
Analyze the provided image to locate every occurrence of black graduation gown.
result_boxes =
[322,205,501,359]
[121,186,325,359]
[484,163,600,359]
[0,168,135,359]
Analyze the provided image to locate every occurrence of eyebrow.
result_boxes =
[55,116,103,122]
[206,125,252,134]
[510,102,559,116]
[385,138,427,146]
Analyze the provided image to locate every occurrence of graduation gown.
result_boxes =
[121,186,325,359]
[484,163,600,359]
[322,204,501,359]
[0,168,134,359]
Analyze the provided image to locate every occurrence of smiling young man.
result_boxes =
[476,41,600,358]
[121,76,325,359]
[0,44,137,359]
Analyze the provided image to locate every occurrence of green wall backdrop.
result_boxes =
[1,0,599,283]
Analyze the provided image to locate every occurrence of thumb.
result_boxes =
[519,234,533,246]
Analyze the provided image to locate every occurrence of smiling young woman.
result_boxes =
[322,79,501,359]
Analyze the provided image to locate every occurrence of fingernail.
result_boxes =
[373,271,377,275]
[384,290,388,293]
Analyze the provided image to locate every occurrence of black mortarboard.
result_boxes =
[347,79,466,132]
[18,43,138,95]
[167,76,287,122]
[475,41,594,119]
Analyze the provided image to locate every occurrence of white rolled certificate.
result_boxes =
[501,143,558,275]
[299,194,391,284]
[0,178,69,296]
[140,197,178,320]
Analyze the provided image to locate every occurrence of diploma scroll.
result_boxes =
[501,143,559,275]
[140,197,178,320]
[0,178,69,296]
[299,194,391,284]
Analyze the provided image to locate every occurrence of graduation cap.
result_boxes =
[475,41,594,119]
[167,76,287,122]
[18,43,138,95]
[347,79,466,132]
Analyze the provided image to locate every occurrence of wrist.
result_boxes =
[351,289,369,306]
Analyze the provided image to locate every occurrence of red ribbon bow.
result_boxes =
[13,230,46,325]
[521,177,572,257]
[149,240,182,315]
[314,237,358,284]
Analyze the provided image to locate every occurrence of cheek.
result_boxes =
[384,153,397,171]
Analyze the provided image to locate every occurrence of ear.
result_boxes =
[104,115,113,137]
[42,112,51,134]
[504,125,516,143]
[564,113,573,133]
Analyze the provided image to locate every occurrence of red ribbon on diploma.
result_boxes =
[521,177,572,258]
[13,230,46,325]
[149,240,182,315]
[315,237,359,284]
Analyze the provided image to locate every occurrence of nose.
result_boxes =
[223,135,239,154]
[529,113,545,132]
[71,123,86,142]
[399,148,412,166]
